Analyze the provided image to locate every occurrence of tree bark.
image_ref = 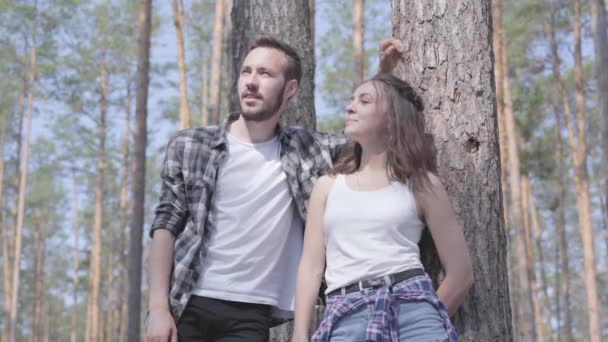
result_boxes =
[544,4,574,339]
[85,49,108,342]
[209,0,226,125]
[491,0,509,231]
[8,6,37,339]
[229,0,316,129]
[172,0,191,128]
[70,177,81,342]
[353,0,364,86]
[127,0,151,340]
[521,175,544,342]
[391,1,512,340]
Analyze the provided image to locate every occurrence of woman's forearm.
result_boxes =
[436,270,474,317]
[292,262,324,340]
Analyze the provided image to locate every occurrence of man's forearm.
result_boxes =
[148,229,175,311]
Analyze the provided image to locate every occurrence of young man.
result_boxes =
[146,36,401,342]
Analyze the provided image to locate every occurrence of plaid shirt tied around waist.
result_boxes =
[149,113,345,324]
[312,275,459,342]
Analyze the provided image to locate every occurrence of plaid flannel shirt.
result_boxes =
[149,112,345,323]
[312,275,459,342]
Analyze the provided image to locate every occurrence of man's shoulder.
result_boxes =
[167,126,219,147]
[283,126,344,144]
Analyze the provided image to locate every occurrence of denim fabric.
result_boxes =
[313,275,458,342]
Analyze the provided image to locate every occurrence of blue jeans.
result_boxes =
[329,299,448,341]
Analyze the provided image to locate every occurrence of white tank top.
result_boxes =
[323,174,425,294]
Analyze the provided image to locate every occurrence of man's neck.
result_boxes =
[227,114,281,144]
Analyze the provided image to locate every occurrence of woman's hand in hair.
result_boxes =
[378,38,403,73]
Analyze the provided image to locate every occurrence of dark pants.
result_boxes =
[177,295,271,342]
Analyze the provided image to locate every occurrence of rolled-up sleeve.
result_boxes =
[150,135,189,238]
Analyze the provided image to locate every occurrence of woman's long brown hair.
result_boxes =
[331,73,437,192]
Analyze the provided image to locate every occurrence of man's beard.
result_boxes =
[240,86,285,122]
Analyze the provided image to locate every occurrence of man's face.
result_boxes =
[237,47,290,122]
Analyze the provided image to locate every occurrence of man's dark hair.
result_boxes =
[249,36,302,83]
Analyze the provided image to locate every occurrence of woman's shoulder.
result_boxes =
[312,174,339,197]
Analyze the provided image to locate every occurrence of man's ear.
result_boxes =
[285,79,299,100]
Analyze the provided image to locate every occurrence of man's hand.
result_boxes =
[146,308,178,342]
[379,38,404,73]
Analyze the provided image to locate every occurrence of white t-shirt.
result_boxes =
[192,133,303,313]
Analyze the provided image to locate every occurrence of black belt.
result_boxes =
[327,268,425,297]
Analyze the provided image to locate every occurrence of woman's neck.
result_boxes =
[358,141,388,174]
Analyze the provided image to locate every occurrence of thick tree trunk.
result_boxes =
[209,0,225,124]
[127,1,151,340]
[230,0,316,129]
[521,175,544,342]
[117,80,132,342]
[172,0,191,128]
[352,0,364,86]
[86,50,108,342]
[70,177,80,342]
[8,13,37,341]
[391,1,512,340]
[230,1,315,339]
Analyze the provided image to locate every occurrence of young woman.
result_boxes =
[292,74,473,342]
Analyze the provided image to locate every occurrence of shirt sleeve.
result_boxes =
[311,131,347,162]
[149,134,189,238]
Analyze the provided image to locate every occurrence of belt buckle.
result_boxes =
[359,277,385,290]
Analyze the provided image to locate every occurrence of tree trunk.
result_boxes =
[0,101,11,342]
[529,183,554,341]
[502,30,536,342]
[352,0,364,86]
[127,0,151,340]
[229,0,316,129]
[590,0,608,280]
[201,59,210,125]
[117,80,132,342]
[8,9,37,340]
[569,1,602,340]
[391,1,512,340]
[491,0,509,231]
[31,216,46,342]
[544,5,574,340]
[70,177,81,342]
[209,0,225,124]
[105,240,115,342]
[172,0,191,128]
[309,0,315,48]
[86,50,108,342]
[230,1,315,339]
[521,175,544,342]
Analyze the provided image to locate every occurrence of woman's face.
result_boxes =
[344,81,388,143]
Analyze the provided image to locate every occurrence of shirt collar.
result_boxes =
[211,112,288,149]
